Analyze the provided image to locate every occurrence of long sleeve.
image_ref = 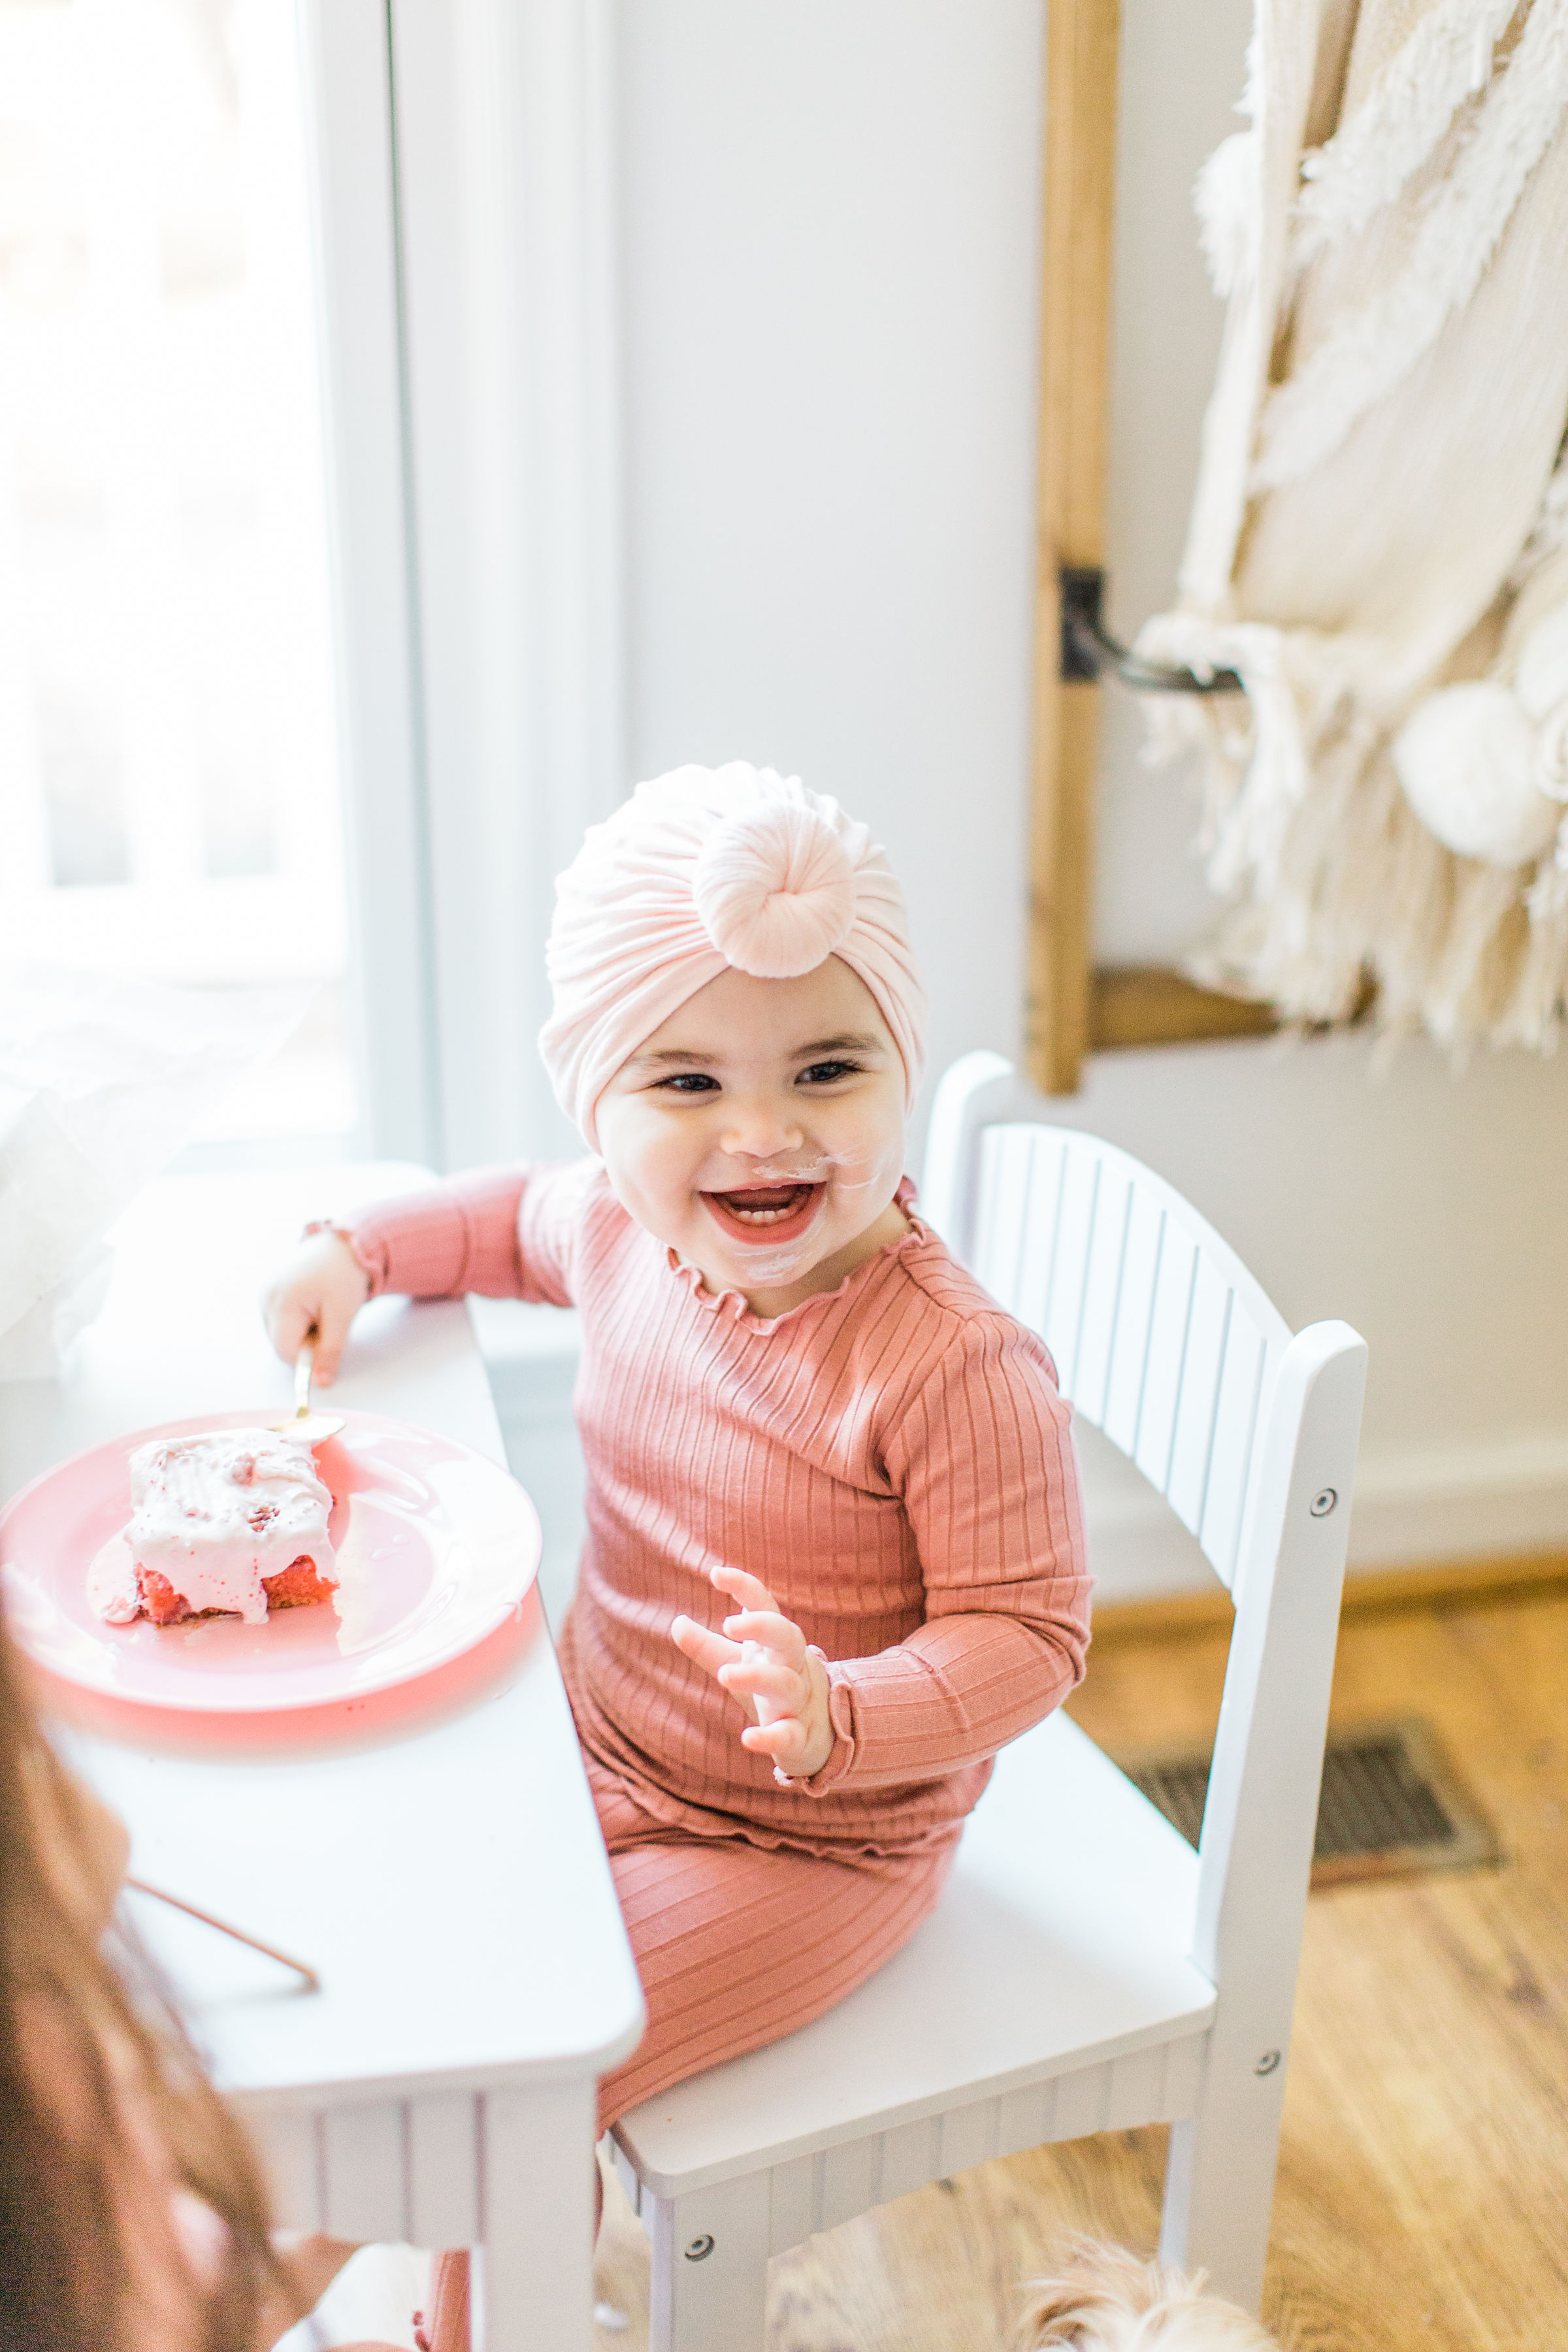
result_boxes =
[798,1312,1092,1795]
[348,1160,598,1308]
[482,1190,1090,1855]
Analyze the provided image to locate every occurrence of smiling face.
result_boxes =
[593,956,910,1317]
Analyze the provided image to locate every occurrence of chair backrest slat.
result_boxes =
[1132,1222,1200,1497]
[1166,1256,1230,1539]
[949,1101,1290,1593]
[1039,1143,1099,1382]
[924,1053,1367,2027]
[973,1124,1043,1325]
[1070,1162,1133,1428]
[1198,1300,1271,1590]
[1100,1182,1163,1454]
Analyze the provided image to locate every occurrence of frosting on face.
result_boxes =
[594,958,909,1317]
[97,1428,338,1627]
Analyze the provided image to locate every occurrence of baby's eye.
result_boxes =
[798,1060,860,1085]
[656,1071,719,1094]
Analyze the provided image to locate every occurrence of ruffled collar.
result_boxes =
[666,1175,928,1335]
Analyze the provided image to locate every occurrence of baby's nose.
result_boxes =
[720,1096,805,1158]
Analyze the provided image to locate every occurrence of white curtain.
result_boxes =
[1142,0,1568,1050]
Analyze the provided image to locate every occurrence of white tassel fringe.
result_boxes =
[1254,0,1568,492]
[1292,0,1515,265]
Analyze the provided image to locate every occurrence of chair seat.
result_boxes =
[616,1714,1217,2198]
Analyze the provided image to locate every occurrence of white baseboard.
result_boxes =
[468,1306,1568,1610]
[1077,1422,1568,1603]
[1345,1429,1568,1569]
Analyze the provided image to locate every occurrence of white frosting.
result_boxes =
[118,1428,337,1626]
[88,1533,141,1625]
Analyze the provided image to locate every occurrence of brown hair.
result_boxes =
[0,1618,280,2352]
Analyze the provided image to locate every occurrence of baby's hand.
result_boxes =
[260,1230,371,1386]
[672,1567,834,1782]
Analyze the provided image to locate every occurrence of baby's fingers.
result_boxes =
[671,1614,742,1679]
[708,1565,782,1616]
[717,1651,800,1710]
[741,1716,813,1772]
[261,1234,370,1380]
[309,1296,355,1388]
[264,1287,318,1371]
[721,1608,807,1663]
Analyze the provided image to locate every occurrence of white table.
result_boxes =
[0,1168,645,2352]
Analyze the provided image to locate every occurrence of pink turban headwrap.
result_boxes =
[540,764,928,1149]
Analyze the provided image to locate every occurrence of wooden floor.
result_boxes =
[592,1585,1568,2350]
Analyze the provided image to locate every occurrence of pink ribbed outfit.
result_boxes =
[350,1162,1091,2129]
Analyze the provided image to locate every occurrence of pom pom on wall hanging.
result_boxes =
[1139,0,1568,1051]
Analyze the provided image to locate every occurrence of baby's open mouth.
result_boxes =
[702,1182,823,1240]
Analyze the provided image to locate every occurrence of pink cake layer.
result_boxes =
[91,1428,338,1628]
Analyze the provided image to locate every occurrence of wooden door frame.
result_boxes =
[1026,0,1271,1094]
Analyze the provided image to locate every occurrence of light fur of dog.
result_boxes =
[1015,2238,1282,2351]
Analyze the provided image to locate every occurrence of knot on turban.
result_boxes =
[692,801,857,975]
[540,763,928,1148]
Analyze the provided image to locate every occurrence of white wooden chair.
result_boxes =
[611,1051,1366,2349]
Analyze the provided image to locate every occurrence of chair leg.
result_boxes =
[1158,2054,1286,2316]
[647,2172,770,2352]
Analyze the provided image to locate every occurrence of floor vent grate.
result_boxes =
[1120,1715,1502,1887]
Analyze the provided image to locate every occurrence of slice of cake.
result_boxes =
[95,1428,338,1627]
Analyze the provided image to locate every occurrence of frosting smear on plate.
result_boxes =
[91,1428,338,1627]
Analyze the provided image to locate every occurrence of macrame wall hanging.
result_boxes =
[1138,0,1568,1052]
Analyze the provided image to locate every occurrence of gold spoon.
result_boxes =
[272,1332,345,1447]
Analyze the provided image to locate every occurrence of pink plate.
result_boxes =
[0,1411,540,1716]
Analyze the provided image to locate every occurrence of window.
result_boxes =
[2,0,624,1174]
[0,0,355,1146]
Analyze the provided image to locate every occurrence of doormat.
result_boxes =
[1120,1715,1502,1888]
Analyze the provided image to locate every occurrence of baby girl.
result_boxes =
[264,763,1091,2142]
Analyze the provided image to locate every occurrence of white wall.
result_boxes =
[479,0,1568,1601]
[616,0,1044,1102]
[1053,1032,1568,1593]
